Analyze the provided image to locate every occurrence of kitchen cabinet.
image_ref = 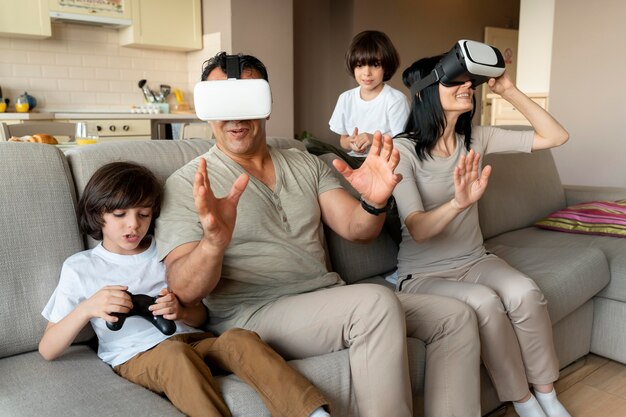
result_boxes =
[119,0,202,51]
[0,0,51,39]
[48,0,132,26]
[487,93,549,126]
[48,0,132,20]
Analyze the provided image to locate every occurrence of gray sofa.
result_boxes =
[1,138,624,416]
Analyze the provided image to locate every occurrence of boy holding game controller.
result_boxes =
[39,161,330,417]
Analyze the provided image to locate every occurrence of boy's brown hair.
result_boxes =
[78,162,162,241]
[345,30,400,82]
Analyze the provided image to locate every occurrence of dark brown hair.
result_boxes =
[345,30,400,82]
[201,51,268,82]
[398,55,475,161]
[77,162,162,241]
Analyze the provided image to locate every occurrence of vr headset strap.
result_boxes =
[410,66,442,97]
[226,55,241,79]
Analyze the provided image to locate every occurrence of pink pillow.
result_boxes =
[535,200,626,238]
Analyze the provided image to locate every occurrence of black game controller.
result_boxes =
[106,291,176,335]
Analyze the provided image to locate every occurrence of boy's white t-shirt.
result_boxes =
[42,238,199,367]
[329,83,409,155]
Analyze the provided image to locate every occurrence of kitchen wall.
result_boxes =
[294,0,521,143]
[549,0,626,187]
[0,22,195,112]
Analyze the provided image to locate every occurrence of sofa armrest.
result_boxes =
[563,185,626,206]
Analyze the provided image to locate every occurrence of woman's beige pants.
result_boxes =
[400,254,559,401]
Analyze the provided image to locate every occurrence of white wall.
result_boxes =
[516,0,554,93]
[232,0,293,138]
[200,0,294,138]
[550,0,626,187]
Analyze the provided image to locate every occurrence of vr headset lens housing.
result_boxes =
[411,40,505,95]
[194,79,272,121]
[194,54,272,121]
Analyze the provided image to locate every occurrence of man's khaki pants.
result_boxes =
[244,284,482,417]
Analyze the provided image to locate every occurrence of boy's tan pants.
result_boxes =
[114,328,327,417]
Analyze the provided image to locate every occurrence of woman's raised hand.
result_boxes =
[452,149,492,210]
[487,70,516,96]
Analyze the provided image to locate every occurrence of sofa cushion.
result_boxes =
[535,200,626,238]
[324,226,399,284]
[485,244,609,324]
[479,150,567,240]
[0,346,182,416]
[484,243,610,323]
[66,139,213,198]
[0,143,86,359]
[486,228,626,303]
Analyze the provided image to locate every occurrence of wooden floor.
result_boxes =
[495,354,626,417]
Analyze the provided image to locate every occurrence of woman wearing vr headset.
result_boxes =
[392,53,570,417]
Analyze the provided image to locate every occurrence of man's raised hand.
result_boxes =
[333,131,401,206]
[193,157,249,250]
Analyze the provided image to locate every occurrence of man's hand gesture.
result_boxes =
[193,157,249,251]
[332,131,401,206]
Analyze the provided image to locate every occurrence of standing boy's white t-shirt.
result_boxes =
[42,238,199,367]
[329,83,409,156]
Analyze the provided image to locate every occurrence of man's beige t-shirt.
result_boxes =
[393,126,534,277]
[156,145,344,333]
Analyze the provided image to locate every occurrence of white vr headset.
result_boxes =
[410,40,505,96]
[194,55,272,121]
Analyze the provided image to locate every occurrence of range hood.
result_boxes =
[49,11,132,28]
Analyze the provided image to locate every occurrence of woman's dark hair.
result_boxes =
[78,162,162,241]
[345,30,400,82]
[398,55,475,160]
[201,51,269,82]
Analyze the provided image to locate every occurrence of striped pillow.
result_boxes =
[535,200,626,237]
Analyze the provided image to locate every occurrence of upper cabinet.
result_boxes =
[0,0,51,39]
[48,0,132,26]
[119,0,202,52]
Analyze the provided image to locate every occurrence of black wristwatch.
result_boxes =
[360,196,394,216]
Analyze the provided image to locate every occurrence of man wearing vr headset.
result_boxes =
[155,51,481,417]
